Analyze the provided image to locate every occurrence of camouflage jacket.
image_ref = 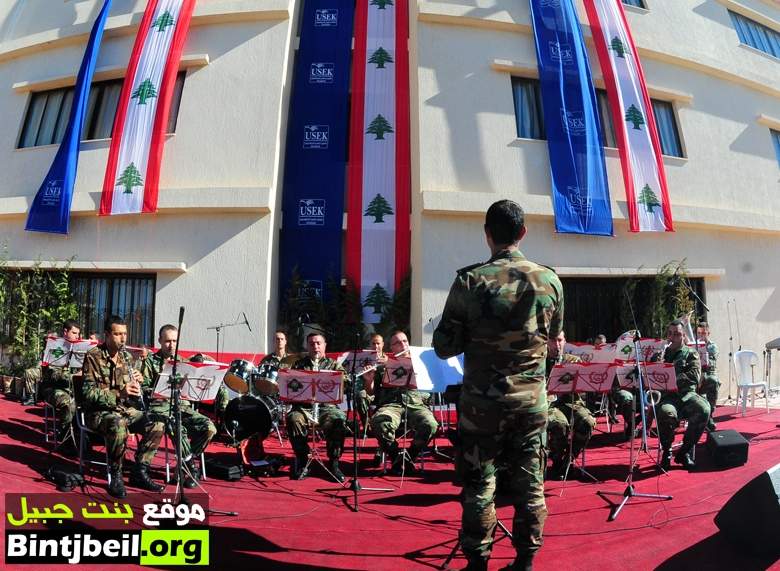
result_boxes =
[140,351,191,411]
[259,352,297,369]
[81,344,136,412]
[291,355,348,410]
[433,248,564,414]
[701,341,719,376]
[546,353,583,407]
[664,344,701,399]
[40,365,78,392]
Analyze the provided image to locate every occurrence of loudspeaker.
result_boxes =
[204,458,243,481]
[714,462,780,555]
[706,429,749,467]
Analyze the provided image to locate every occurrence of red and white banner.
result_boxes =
[583,0,673,232]
[99,0,195,215]
[346,0,411,323]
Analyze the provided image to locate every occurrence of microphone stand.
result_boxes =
[206,315,248,362]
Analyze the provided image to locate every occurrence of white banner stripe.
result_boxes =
[110,0,183,215]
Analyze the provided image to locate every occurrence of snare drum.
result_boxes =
[253,363,280,396]
[223,359,255,395]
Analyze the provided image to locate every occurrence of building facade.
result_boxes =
[0,1,778,392]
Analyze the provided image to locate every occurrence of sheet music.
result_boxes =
[277,370,343,404]
[154,361,228,402]
[409,346,463,392]
[42,336,99,369]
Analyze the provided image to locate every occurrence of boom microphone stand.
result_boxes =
[206,313,251,362]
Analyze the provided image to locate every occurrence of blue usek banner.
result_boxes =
[279,0,355,303]
[529,0,613,236]
[25,0,113,234]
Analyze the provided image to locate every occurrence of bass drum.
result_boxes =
[224,394,281,443]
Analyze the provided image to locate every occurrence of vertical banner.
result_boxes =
[583,0,674,232]
[25,0,113,234]
[529,0,613,236]
[346,0,412,323]
[279,0,355,303]
[99,0,196,216]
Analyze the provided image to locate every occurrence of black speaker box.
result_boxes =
[715,462,780,555]
[706,429,748,467]
[204,458,243,481]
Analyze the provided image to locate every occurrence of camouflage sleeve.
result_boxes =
[139,354,158,391]
[548,272,565,339]
[81,351,118,410]
[433,275,469,359]
[676,350,701,393]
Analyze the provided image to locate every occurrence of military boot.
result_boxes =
[129,463,165,492]
[660,448,672,471]
[182,458,200,489]
[500,551,535,571]
[329,459,345,483]
[464,556,488,571]
[291,453,309,480]
[108,464,126,499]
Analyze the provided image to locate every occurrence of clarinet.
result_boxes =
[120,345,145,411]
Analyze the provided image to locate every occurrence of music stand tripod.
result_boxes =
[597,333,672,521]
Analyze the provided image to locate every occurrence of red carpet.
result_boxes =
[1,395,779,570]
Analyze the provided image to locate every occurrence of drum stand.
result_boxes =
[302,403,345,484]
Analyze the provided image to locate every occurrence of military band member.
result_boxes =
[546,331,596,478]
[287,333,348,482]
[81,316,165,498]
[434,199,563,571]
[354,333,384,432]
[140,325,216,488]
[259,329,296,369]
[696,322,719,432]
[39,319,81,443]
[367,331,438,475]
[657,320,710,470]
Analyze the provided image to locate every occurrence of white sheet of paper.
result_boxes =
[42,336,98,369]
[409,346,463,393]
[154,361,228,402]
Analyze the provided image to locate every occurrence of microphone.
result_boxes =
[243,312,252,332]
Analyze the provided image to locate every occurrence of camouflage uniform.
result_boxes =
[370,366,438,461]
[546,354,596,472]
[433,249,563,566]
[39,364,78,428]
[657,345,710,458]
[81,344,164,467]
[140,352,216,460]
[697,341,719,430]
[286,355,348,462]
[19,366,41,403]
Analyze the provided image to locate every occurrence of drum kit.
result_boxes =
[223,359,284,444]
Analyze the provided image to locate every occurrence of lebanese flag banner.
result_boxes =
[99,0,195,215]
[583,0,674,232]
[345,0,411,323]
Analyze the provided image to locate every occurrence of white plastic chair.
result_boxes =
[734,350,769,416]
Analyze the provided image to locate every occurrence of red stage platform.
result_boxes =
[1,394,779,570]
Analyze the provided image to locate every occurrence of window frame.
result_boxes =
[728,10,780,60]
[18,71,187,149]
[771,129,780,169]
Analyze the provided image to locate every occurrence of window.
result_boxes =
[651,100,684,158]
[729,11,780,59]
[70,274,156,346]
[511,77,545,140]
[596,89,617,148]
[622,0,645,8]
[18,72,186,149]
[772,130,780,168]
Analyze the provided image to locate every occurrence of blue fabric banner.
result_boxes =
[529,0,613,236]
[279,0,355,303]
[25,0,113,234]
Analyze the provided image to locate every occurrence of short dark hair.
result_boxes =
[485,200,525,245]
[307,332,326,343]
[698,322,710,330]
[668,319,684,329]
[274,329,288,337]
[159,324,178,338]
[189,353,205,363]
[62,319,80,333]
[104,315,126,332]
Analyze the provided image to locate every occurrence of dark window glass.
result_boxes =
[729,10,780,59]
[511,77,545,140]
[651,99,684,158]
[622,0,646,8]
[19,72,186,148]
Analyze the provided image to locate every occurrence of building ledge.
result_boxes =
[12,54,209,93]
[4,260,187,273]
[757,113,780,131]
[421,190,780,235]
[0,186,271,220]
[554,266,725,278]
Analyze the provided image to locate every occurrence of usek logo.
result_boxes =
[298,199,326,226]
[567,186,593,217]
[560,110,586,136]
[309,62,335,84]
[43,180,62,199]
[303,125,329,149]
[314,9,338,27]
[539,0,560,7]
[549,41,573,64]
[297,279,324,299]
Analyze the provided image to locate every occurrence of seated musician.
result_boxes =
[287,333,348,482]
[354,333,384,432]
[81,316,165,498]
[39,319,82,445]
[546,331,596,479]
[140,325,216,488]
[657,320,710,470]
[368,331,438,475]
[259,329,297,369]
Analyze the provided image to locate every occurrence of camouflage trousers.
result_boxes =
[16,367,41,400]
[354,390,373,431]
[456,395,548,562]
[371,402,438,455]
[547,402,596,465]
[656,393,711,452]
[611,389,635,425]
[287,404,346,460]
[42,387,76,427]
[698,376,720,415]
[148,402,216,459]
[86,408,165,467]
[214,386,229,419]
